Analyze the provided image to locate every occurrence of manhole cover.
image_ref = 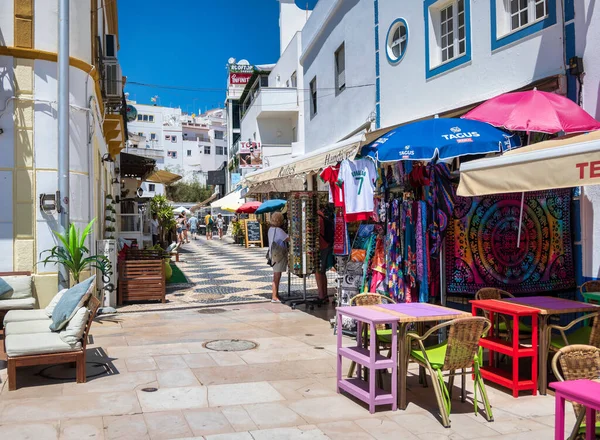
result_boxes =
[203,339,257,352]
[197,308,227,314]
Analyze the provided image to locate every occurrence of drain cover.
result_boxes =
[140,387,158,393]
[197,308,227,314]
[204,339,257,352]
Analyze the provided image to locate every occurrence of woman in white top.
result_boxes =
[268,212,289,303]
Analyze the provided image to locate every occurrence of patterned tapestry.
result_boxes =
[445,189,575,295]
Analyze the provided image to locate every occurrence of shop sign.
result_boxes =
[229,64,255,86]
[239,142,262,168]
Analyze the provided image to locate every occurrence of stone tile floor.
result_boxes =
[0,300,575,439]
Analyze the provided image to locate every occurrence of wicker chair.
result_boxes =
[548,312,600,353]
[475,288,532,337]
[407,316,493,428]
[551,345,600,440]
[346,293,396,381]
[581,281,600,326]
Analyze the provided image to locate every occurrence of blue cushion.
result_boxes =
[0,278,13,298]
[49,276,96,331]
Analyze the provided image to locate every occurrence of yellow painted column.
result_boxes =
[14,0,34,49]
[13,57,35,275]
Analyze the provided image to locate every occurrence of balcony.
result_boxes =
[124,146,165,160]
[241,86,299,121]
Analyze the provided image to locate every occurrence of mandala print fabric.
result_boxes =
[445,189,575,295]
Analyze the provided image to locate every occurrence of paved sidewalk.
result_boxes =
[0,300,572,439]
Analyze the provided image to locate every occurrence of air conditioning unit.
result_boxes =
[104,60,122,98]
[97,239,117,308]
[104,34,117,58]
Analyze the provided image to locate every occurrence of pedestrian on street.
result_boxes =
[188,215,199,240]
[216,214,224,239]
[176,212,186,244]
[151,213,160,246]
[205,213,214,240]
[268,212,289,303]
[316,204,334,302]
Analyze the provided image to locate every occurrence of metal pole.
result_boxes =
[58,0,70,290]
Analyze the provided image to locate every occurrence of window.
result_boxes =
[310,77,317,118]
[149,115,154,122]
[291,71,297,87]
[148,184,156,192]
[150,133,156,140]
[387,18,409,64]
[187,150,192,157]
[334,43,346,94]
[223,147,228,155]
[216,146,224,155]
[292,126,297,142]
[165,135,171,141]
[137,114,143,121]
[171,135,177,143]
[137,132,144,137]
[167,151,177,159]
[204,146,211,154]
[492,0,555,50]
[143,115,148,122]
[425,0,471,78]
[439,1,465,63]
[214,131,224,140]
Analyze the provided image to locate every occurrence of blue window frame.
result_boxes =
[424,0,472,79]
[490,0,557,51]
[386,18,409,64]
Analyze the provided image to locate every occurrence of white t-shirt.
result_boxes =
[268,227,288,249]
[338,158,377,222]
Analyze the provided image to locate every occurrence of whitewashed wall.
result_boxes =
[0,55,14,271]
[301,0,376,153]
[378,0,565,126]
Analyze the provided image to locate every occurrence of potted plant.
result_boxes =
[150,195,176,247]
[39,219,112,284]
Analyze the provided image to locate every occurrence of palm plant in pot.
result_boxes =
[39,219,112,285]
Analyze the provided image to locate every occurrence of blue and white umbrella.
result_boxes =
[255,199,287,214]
[363,118,520,162]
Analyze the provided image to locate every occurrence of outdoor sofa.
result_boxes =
[2,276,99,391]
[0,271,37,328]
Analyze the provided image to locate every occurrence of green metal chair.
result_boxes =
[548,312,600,352]
[551,345,600,440]
[408,316,493,428]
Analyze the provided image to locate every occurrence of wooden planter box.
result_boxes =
[118,250,166,304]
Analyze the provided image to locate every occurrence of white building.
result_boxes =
[0,0,125,306]
[126,103,227,195]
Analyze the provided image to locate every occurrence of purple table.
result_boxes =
[500,296,599,394]
[337,303,470,410]
[550,379,600,440]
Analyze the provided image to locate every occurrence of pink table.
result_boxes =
[337,303,470,410]
[501,296,598,394]
[550,379,600,440]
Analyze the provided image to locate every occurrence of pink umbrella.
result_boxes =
[463,90,600,134]
[236,201,261,214]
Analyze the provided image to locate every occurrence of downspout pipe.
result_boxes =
[58,0,70,290]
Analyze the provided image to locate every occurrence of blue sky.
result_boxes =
[118,1,318,114]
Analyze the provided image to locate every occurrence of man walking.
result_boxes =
[188,215,199,240]
[204,213,214,240]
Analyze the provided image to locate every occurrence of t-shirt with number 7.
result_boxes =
[337,158,377,222]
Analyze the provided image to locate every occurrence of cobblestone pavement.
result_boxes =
[118,236,334,313]
[0,301,571,439]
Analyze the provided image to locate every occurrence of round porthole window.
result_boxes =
[386,18,409,64]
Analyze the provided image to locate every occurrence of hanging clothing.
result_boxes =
[403,201,416,303]
[338,158,377,222]
[418,201,429,303]
[333,206,349,255]
[429,163,458,257]
[320,165,344,207]
[386,200,403,301]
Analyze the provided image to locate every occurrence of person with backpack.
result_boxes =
[316,204,334,302]
[204,213,214,240]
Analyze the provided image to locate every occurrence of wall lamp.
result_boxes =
[102,153,114,162]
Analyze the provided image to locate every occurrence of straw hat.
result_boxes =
[270,212,284,227]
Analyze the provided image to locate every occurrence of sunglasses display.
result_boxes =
[288,192,319,276]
